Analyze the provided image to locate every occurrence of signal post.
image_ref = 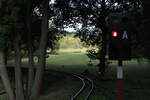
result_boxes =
[117,60,124,100]
[108,14,131,100]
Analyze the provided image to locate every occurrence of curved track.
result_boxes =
[71,74,94,100]
[45,69,94,100]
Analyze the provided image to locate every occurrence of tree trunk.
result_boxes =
[143,0,150,61]
[30,0,48,100]
[98,0,108,76]
[99,27,107,76]
[26,0,34,98]
[0,51,15,100]
[4,47,8,65]
[14,34,25,100]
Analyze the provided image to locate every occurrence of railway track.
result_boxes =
[71,73,94,100]
[45,69,95,100]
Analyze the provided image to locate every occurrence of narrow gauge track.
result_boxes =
[71,74,94,100]
[44,69,95,100]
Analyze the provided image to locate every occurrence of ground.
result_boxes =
[0,49,150,100]
[41,49,150,100]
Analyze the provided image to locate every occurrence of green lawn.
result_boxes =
[46,51,99,73]
[1,50,150,100]
[44,50,150,100]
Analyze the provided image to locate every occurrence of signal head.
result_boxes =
[111,30,118,37]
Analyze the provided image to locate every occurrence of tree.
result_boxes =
[54,0,123,75]
[0,0,15,100]
[54,0,144,75]
[47,26,63,54]
[12,5,26,100]
[0,0,61,100]
[143,0,150,60]
[30,0,49,100]
[0,1,146,100]
[25,0,35,98]
[0,26,15,100]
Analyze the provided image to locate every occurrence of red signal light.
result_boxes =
[112,31,118,37]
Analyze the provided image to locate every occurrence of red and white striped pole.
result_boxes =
[116,60,124,100]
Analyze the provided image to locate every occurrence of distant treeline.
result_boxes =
[58,34,86,49]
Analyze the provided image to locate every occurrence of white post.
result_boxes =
[116,60,124,100]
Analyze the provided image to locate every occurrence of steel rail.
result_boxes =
[71,73,94,100]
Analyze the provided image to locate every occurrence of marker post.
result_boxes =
[117,60,124,100]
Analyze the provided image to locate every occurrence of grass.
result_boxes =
[46,49,99,73]
[39,71,82,100]
[1,49,150,100]
[45,49,150,100]
[123,63,150,100]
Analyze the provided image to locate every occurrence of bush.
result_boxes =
[86,48,99,60]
